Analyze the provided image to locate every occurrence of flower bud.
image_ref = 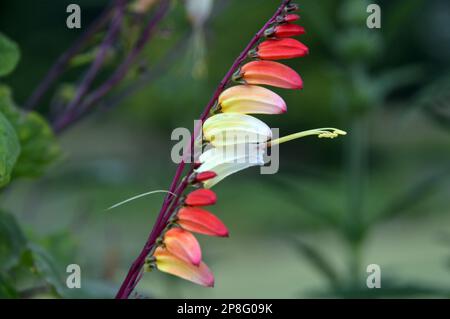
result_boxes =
[272,24,305,38]
[193,171,218,183]
[185,189,217,206]
[255,38,308,60]
[284,14,300,22]
[154,247,214,287]
[178,206,229,237]
[239,61,303,89]
[219,85,287,114]
[163,227,202,265]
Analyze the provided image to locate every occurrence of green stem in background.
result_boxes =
[345,116,369,286]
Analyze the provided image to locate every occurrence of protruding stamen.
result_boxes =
[268,128,347,146]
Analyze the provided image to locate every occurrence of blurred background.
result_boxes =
[1,0,450,298]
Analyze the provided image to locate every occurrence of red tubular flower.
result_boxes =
[255,38,309,60]
[185,189,217,206]
[272,24,305,37]
[163,227,202,265]
[238,60,303,89]
[177,206,229,237]
[284,14,300,22]
[194,171,217,183]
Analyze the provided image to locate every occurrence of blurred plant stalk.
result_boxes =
[294,0,431,296]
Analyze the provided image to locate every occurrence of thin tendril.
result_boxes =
[106,190,178,211]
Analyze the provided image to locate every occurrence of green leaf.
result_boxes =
[26,244,76,298]
[12,111,61,178]
[0,273,18,298]
[292,237,340,288]
[374,65,424,98]
[417,74,450,129]
[0,211,27,271]
[377,167,450,221]
[0,85,60,179]
[0,111,20,187]
[0,33,20,77]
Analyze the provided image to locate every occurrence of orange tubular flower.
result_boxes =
[177,206,229,237]
[237,60,303,89]
[163,227,202,265]
[218,85,287,114]
[185,188,217,206]
[153,247,214,287]
[254,38,309,60]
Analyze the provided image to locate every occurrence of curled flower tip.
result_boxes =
[219,85,286,114]
[154,247,214,287]
[185,188,217,206]
[256,38,308,60]
[240,60,303,89]
[269,128,347,146]
[163,227,202,265]
[284,3,299,13]
[178,206,229,237]
[203,113,272,146]
[193,171,217,183]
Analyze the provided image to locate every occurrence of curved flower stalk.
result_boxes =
[116,0,345,298]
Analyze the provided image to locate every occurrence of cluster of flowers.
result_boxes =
[145,4,345,287]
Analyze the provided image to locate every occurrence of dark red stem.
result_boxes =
[53,0,171,133]
[115,0,292,299]
[24,1,116,110]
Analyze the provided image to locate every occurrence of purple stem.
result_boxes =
[53,0,126,132]
[24,1,116,111]
[115,0,292,299]
[53,0,171,133]
[98,34,190,112]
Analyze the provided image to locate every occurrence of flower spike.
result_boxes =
[153,247,214,287]
[163,227,202,265]
[115,1,346,298]
[177,206,229,237]
[185,188,217,206]
[218,85,287,114]
[237,61,303,89]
